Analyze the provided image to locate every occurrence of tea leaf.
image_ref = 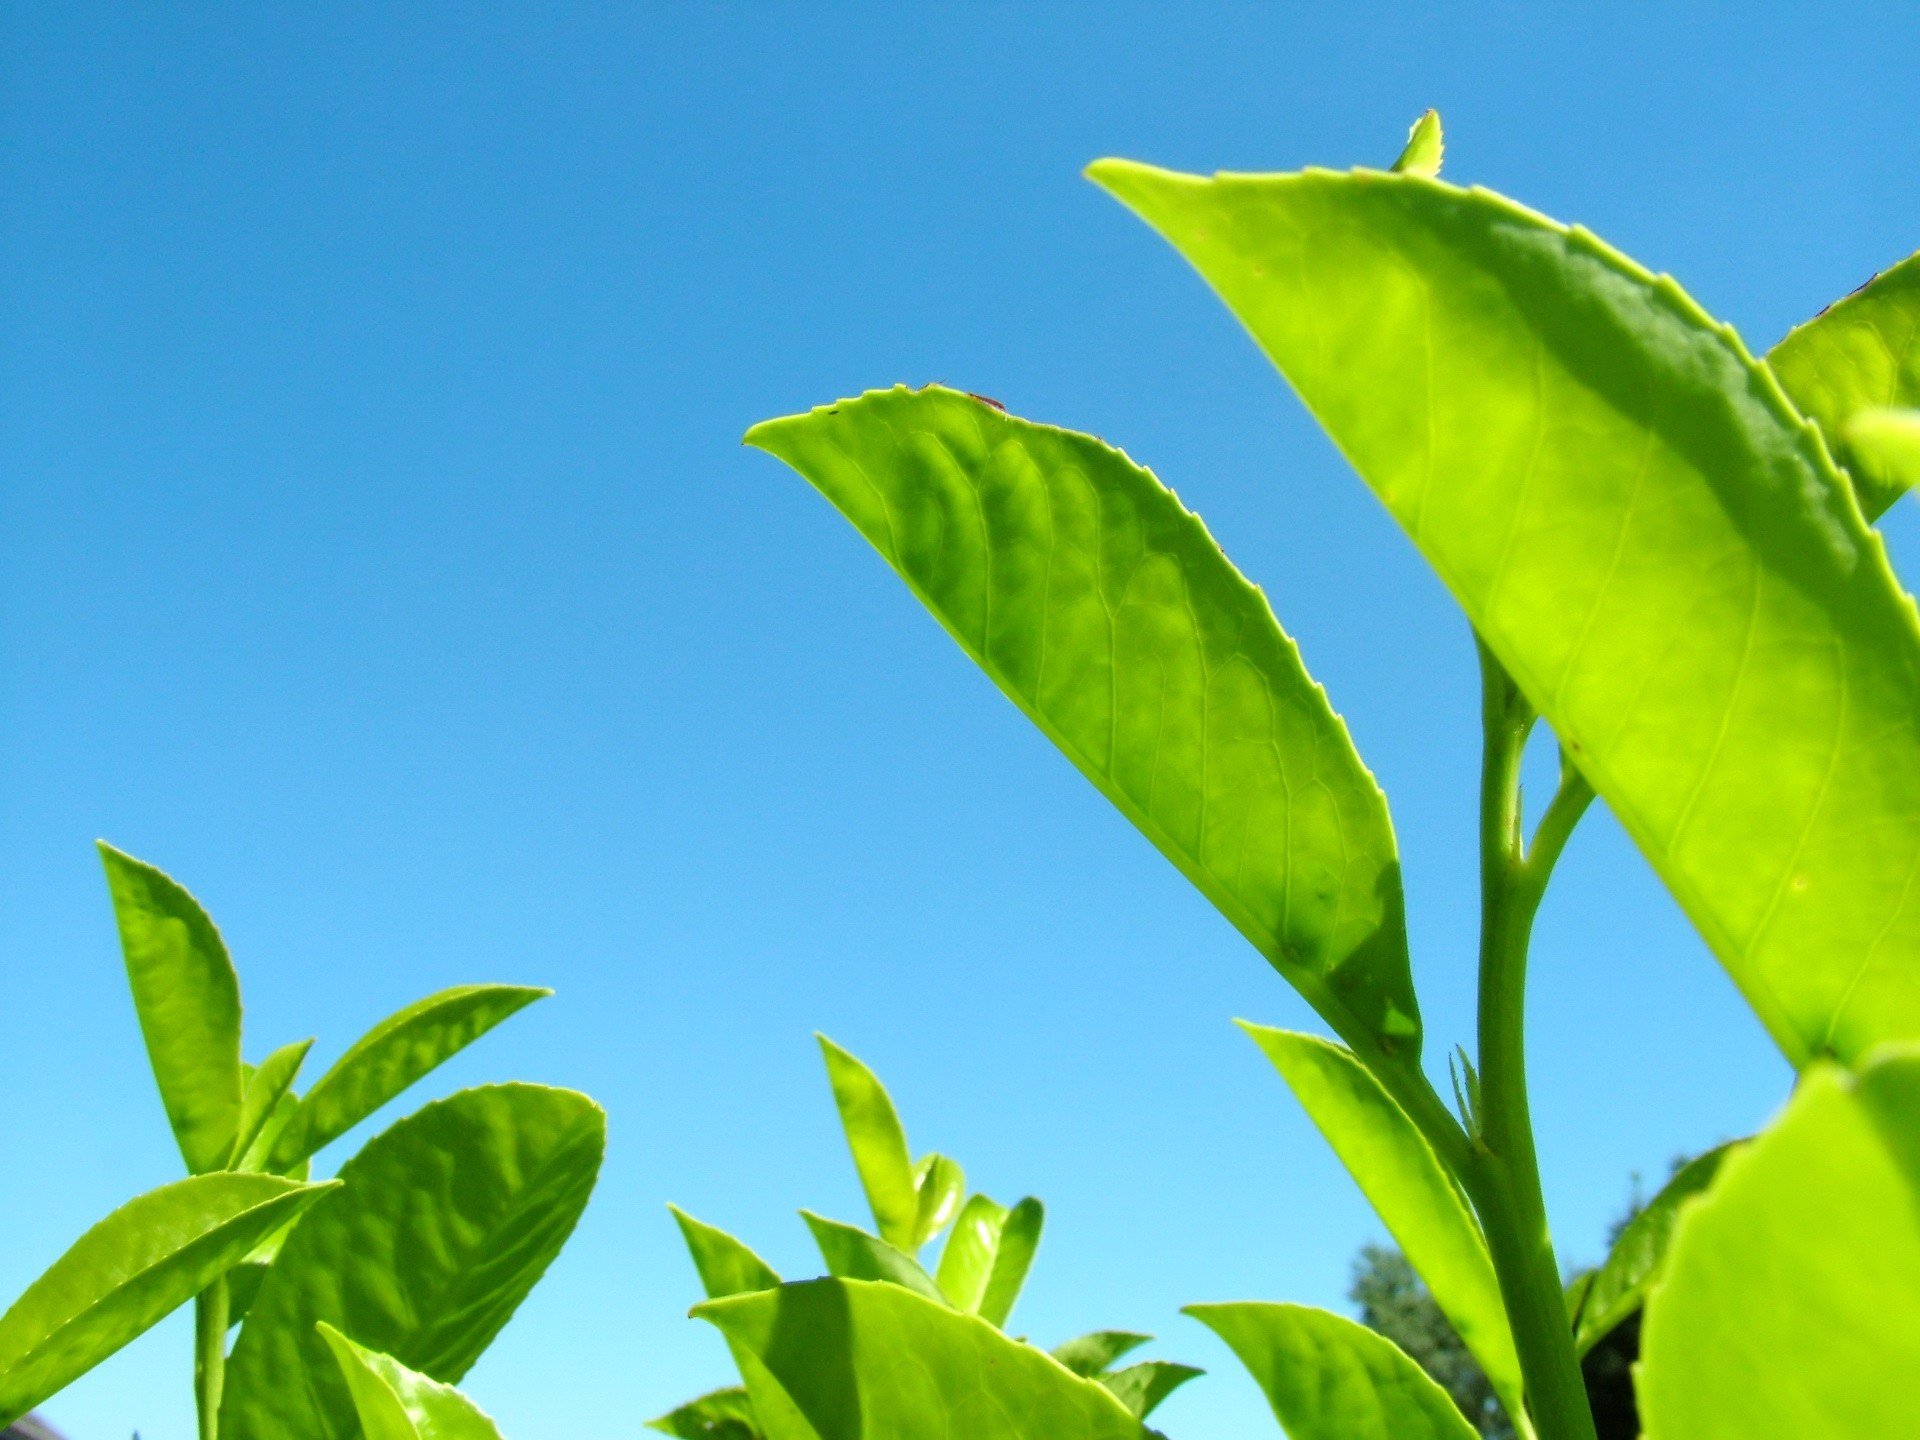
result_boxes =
[908,1153,966,1250]
[800,1212,947,1305]
[1186,1301,1479,1440]
[976,1196,1042,1329]
[231,1040,313,1168]
[648,1386,762,1440]
[1841,408,1920,510]
[1392,110,1444,178]
[0,1172,334,1426]
[1050,1330,1152,1377]
[669,1207,781,1298]
[222,1084,603,1440]
[98,843,244,1174]
[318,1325,506,1440]
[1097,1360,1203,1420]
[814,1035,918,1251]
[1091,161,1920,1068]
[933,1194,1010,1315]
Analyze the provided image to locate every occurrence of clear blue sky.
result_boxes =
[4,5,1914,1437]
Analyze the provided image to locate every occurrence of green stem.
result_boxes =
[194,1274,229,1440]
[1461,637,1597,1440]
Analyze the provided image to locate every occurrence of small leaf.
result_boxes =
[98,843,245,1175]
[1841,407,1920,511]
[909,1153,966,1250]
[318,1324,507,1440]
[648,1387,762,1440]
[1050,1331,1152,1377]
[1098,1361,1203,1420]
[222,1084,604,1440]
[934,1194,1009,1315]
[1187,1302,1479,1440]
[813,1035,918,1251]
[231,1040,314,1168]
[269,985,549,1170]
[225,1259,270,1329]
[1391,110,1444,178]
[669,1207,781,1299]
[1639,1046,1920,1439]
[0,1172,335,1427]
[1571,1142,1735,1354]
[696,1278,1152,1440]
[976,1197,1043,1330]
[800,1212,947,1305]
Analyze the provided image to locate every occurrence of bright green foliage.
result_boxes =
[669,1208,781,1298]
[908,1154,966,1249]
[974,1196,1042,1328]
[318,1325,507,1440]
[1088,159,1920,1071]
[231,1039,314,1167]
[1351,1246,1512,1438]
[269,984,550,1171]
[930,1193,1045,1327]
[1392,110,1444,178]
[1842,408,1920,508]
[1051,1331,1151,1376]
[752,391,1423,1081]
[815,1035,921,1249]
[1638,1047,1920,1439]
[221,1083,604,1440]
[1768,251,1920,519]
[1242,1023,1521,1419]
[1568,1143,1732,1355]
[697,1279,1152,1440]
[99,842,246,1174]
[801,1212,947,1304]
[1189,1301,1478,1440]
[0,1173,334,1426]
[1097,1360,1203,1420]
[649,1387,760,1440]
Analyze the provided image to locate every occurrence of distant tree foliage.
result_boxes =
[1349,1244,1515,1439]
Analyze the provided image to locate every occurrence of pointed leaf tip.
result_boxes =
[1391,110,1444,177]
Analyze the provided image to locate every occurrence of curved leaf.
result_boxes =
[1768,251,1920,519]
[649,1387,761,1440]
[1091,160,1920,1068]
[98,843,244,1174]
[1051,1330,1152,1377]
[814,1035,917,1251]
[976,1196,1043,1329]
[696,1278,1151,1440]
[1842,408,1920,508]
[0,1172,334,1426]
[1187,1301,1478,1440]
[800,1212,946,1305]
[908,1153,965,1250]
[1639,1047,1920,1439]
[669,1207,781,1298]
[753,389,1422,1078]
[1240,1023,1519,1417]
[1098,1360,1203,1420]
[269,985,549,1171]
[318,1325,507,1440]
[232,1040,313,1168]
[222,1084,603,1440]
[934,1194,1009,1315]
[1392,110,1444,179]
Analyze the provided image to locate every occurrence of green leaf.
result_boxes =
[909,1153,966,1250]
[231,1040,314,1168]
[225,1259,270,1329]
[1050,1330,1152,1377]
[1239,1024,1520,1418]
[1842,407,1920,510]
[933,1194,1009,1315]
[1187,1301,1479,1440]
[814,1035,918,1250]
[1639,1046,1920,1439]
[649,1387,762,1440]
[800,1212,947,1305]
[1089,160,1920,1069]
[1768,251,1920,519]
[0,1172,335,1427]
[1098,1361,1203,1420]
[269,985,549,1170]
[318,1324,507,1440]
[1392,110,1444,178]
[222,1083,603,1440]
[696,1278,1152,1440]
[669,1207,781,1298]
[98,842,245,1174]
[1569,1141,1735,1354]
[754,390,1422,1079]
[976,1196,1043,1329]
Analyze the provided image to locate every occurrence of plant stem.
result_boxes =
[194,1275,229,1440]
[1461,637,1598,1440]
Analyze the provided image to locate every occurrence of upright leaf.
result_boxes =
[934,1194,1010,1315]
[318,1325,507,1440]
[649,1387,761,1440]
[1098,1361,1203,1420]
[99,843,244,1173]
[232,1040,314,1168]
[696,1279,1151,1440]
[1240,1024,1521,1419]
[909,1153,966,1249]
[269,985,549,1170]
[1639,1047,1920,1439]
[1050,1331,1151,1377]
[1187,1302,1479,1440]
[1392,110,1444,178]
[1768,251,1920,519]
[1091,161,1920,1068]
[669,1207,781,1298]
[222,1084,603,1440]
[1842,408,1920,507]
[0,1173,335,1427]
[800,1212,948,1305]
[814,1035,918,1250]
[976,1196,1043,1329]
[755,390,1422,1080]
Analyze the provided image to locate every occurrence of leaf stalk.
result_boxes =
[193,1274,228,1440]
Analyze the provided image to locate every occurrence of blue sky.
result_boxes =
[3,5,1915,1437]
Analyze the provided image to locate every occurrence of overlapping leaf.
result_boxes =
[319,1325,507,1440]
[801,1213,946,1305]
[649,1387,761,1440]
[1097,1360,1202,1420]
[232,1040,313,1168]
[815,1036,919,1249]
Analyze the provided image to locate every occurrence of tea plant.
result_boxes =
[655,1036,1199,1439]
[722,111,1920,1439]
[0,846,604,1440]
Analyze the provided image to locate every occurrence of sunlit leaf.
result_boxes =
[976,1197,1042,1329]
[1841,408,1920,511]
[1392,110,1444,178]
[909,1153,966,1250]
[669,1207,780,1298]
[814,1036,919,1251]
[648,1386,761,1440]
[934,1194,1009,1315]
[1098,1360,1203,1420]
[318,1324,506,1440]
[1050,1330,1151,1377]
[801,1212,947,1305]
[231,1040,313,1168]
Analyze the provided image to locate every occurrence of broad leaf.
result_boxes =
[649,1387,761,1440]
[1091,160,1920,1068]
[669,1207,781,1298]
[232,1040,313,1168]
[976,1196,1042,1329]
[801,1212,947,1305]
[754,390,1422,1080]
[1051,1330,1151,1377]
[814,1035,918,1250]
[222,1084,603,1440]
[1187,1301,1478,1440]
[1569,1142,1733,1354]
[99,843,245,1174]
[908,1153,965,1250]
[0,1172,334,1427]
[1768,251,1920,519]
[318,1325,506,1440]
[1098,1361,1203,1420]
[269,985,549,1170]
[1240,1024,1520,1417]
[1639,1047,1920,1439]
[697,1278,1151,1440]
[1842,408,1920,508]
